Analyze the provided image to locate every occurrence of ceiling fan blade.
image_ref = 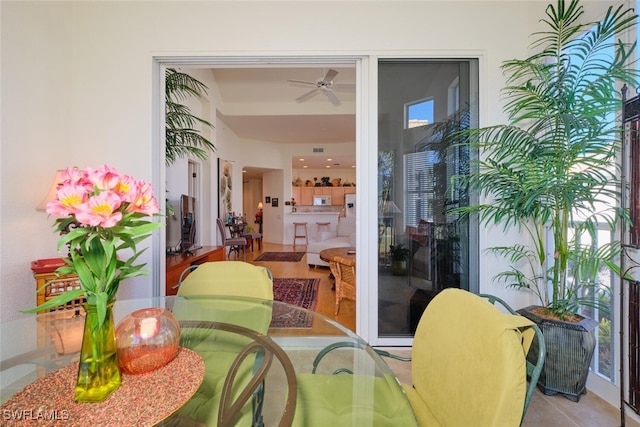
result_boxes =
[323,69,339,84]
[296,89,319,102]
[324,88,341,106]
[331,83,356,91]
[288,79,318,87]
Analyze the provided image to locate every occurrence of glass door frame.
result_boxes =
[363,56,481,346]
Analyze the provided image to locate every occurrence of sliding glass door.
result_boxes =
[377,59,478,337]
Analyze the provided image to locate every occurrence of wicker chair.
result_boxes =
[329,255,356,315]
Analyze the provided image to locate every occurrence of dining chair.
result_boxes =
[309,289,544,426]
[329,255,355,315]
[479,293,546,420]
[291,336,417,425]
[216,218,248,261]
[172,261,275,427]
[176,261,273,301]
[398,288,542,426]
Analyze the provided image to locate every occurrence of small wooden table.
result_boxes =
[319,247,356,264]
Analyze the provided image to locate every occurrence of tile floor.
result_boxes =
[381,348,640,427]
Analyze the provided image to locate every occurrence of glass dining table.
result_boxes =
[1,296,417,426]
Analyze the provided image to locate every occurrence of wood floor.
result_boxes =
[240,241,640,427]
[243,241,355,332]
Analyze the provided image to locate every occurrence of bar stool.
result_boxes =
[316,222,331,233]
[293,222,308,248]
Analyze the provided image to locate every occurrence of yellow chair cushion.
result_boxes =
[177,261,274,300]
[176,328,257,426]
[292,373,417,426]
[171,294,274,426]
[402,384,438,425]
[172,297,273,335]
[409,289,534,427]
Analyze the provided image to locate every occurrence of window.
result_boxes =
[405,98,434,129]
[582,34,616,384]
[404,150,436,225]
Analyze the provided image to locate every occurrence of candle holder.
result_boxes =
[115,308,180,375]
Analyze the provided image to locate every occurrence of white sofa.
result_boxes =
[307,216,356,267]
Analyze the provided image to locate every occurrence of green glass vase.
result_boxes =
[75,301,121,402]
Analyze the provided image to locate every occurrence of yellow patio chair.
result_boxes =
[176,261,273,301]
[479,293,546,421]
[398,288,542,426]
[171,261,276,427]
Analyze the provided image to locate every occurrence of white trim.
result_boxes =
[152,59,166,297]
[358,56,376,343]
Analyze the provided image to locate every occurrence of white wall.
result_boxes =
[1,2,74,320]
[261,170,286,244]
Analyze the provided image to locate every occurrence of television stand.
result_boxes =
[165,246,224,295]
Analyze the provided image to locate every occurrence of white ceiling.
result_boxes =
[209,66,356,179]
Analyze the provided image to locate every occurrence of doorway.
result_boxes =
[155,57,360,283]
[154,55,478,343]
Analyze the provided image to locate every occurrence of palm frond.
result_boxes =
[165,69,216,165]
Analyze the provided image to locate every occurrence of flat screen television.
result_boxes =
[180,194,197,252]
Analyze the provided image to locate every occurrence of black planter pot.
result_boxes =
[517,306,598,402]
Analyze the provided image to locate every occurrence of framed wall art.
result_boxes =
[218,159,233,220]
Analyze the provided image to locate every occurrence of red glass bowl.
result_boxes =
[115,308,180,375]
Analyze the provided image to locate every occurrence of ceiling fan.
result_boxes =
[288,69,354,106]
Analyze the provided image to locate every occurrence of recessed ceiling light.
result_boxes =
[325,165,331,168]
[299,158,305,162]
[303,165,308,168]
[352,165,356,168]
[327,158,333,162]
[242,170,246,173]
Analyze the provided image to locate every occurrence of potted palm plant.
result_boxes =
[456,0,639,401]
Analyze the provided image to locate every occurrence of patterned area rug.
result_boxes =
[271,278,320,328]
[255,252,305,262]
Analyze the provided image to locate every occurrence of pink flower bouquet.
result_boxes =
[25,165,163,326]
